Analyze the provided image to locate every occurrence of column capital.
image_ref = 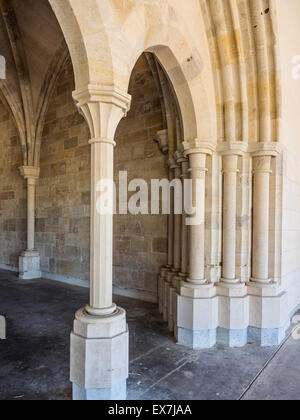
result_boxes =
[174,150,187,165]
[252,155,272,174]
[19,166,40,180]
[249,142,282,158]
[217,141,248,156]
[183,139,216,157]
[154,129,168,154]
[73,84,132,142]
[168,157,180,170]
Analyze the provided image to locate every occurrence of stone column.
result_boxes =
[221,154,239,284]
[216,144,249,348]
[156,129,169,315]
[172,150,189,339]
[168,155,182,331]
[251,154,272,284]
[162,159,175,322]
[177,142,218,349]
[178,155,190,279]
[70,85,131,400]
[19,166,41,280]
[247,144,288,347]
[184,151,207,286]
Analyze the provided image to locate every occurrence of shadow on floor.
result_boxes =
[0,270,299,400]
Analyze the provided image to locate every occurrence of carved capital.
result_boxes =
[252,155,272,174]
[154,129,168,154]
[183,139,216,157]
[19,166,40,180]
[73,85,131,142]
[249,142,282,158]
[217,141,248,156]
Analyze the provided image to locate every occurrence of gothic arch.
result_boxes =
[49,0,217,144]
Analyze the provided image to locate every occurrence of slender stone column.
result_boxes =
[179,156,190,278]
[172,150,188,338]
[167,162,175,269]
[19,166,41,280]
[70,85,131,400]
[168,155,182,331]
[185,151,207,285]
[162,160,175,321]
[221,155,239,284]
[156,130,169,315]
[251,154,272,284]
[216,144,249,348]
[172,161,182,275]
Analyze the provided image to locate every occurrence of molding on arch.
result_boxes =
[49,0,281,147]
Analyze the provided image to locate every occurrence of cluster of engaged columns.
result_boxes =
[158,140,288,350]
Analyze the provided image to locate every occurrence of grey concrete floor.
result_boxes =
[0,269,299,400]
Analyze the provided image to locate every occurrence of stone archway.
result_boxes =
[48,0,290,400]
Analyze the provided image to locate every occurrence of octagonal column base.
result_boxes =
[70,307,129,401]
[248,289,289,346]
[177,294,218,349]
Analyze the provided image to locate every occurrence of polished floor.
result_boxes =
[0,269,299,400]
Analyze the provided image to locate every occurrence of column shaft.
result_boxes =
[87,139,116,315]
[251,155,272,283]
[188,153,207,284]
[173,164,182,273]
[27,177,36,251]
[222,155,239,283]
[180,159,189,276]
[167,166,174,268]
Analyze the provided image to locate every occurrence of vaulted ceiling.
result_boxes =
[0,0,69,165]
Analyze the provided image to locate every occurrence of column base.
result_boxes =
[248,283,289,346]
[217,283,249,347]
[72,381,127,401]
[177,290,218,349]
[19,251,41,280]
[177,327,217,349]
[248,326,287,347]
[217,327,248,348]
[0,315,5,340]
[70,307,129,401]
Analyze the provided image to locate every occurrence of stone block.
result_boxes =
[19,253,42,280]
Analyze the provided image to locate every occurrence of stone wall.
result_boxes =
[36,58,91,282]
[36,54,167,300]
[0,102,26,270]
